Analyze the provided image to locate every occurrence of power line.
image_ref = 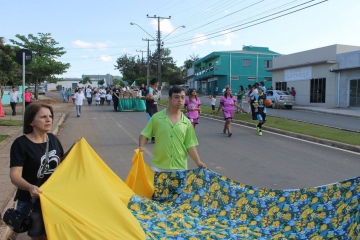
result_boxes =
[166,0,327,47]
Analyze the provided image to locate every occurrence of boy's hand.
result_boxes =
[196,161,206,168]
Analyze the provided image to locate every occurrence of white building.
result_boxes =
[268,44,360,108]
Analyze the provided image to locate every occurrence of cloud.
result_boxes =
[150,19,175,34]
[193,34,207,45]
[210,30,236,46]
[72,40,93,49]
[72,40,111,50]
[79,55,89,59]
[99,55,112,62]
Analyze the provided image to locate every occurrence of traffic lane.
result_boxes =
[58,104,360,191]
[188,116,360,189]
[197,95,360,132]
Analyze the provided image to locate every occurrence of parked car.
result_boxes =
[178,84,190,95]
[265,90,294,109]
[29,86,46,95]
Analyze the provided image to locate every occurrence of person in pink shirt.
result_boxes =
[23,88,33,108]
[184,88,201,128]
[215,87,244,137]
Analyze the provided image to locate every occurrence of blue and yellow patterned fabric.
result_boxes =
[128,168,360,239]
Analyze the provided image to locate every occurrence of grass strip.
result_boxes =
[0,119,23,126]
[157,100,359,146]
[0,135,10,143]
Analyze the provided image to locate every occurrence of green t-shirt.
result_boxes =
[140,109,198,170]
[237,90,245,100]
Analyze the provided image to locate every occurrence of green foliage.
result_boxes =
[9,33,70,99]
[56,84,62,90]
[0,37,19,86]
[115,48,180,85]
[79,76,92,85]
[113,78,121,86]
[98,79,105,86]
[135,76,147,86]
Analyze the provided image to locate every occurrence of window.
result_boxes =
[243,59,251,67]
[310,78,326,103]
[275,82,287,91]
[350,79,360,107]
[264,60,272,68]
[264,77,272,82]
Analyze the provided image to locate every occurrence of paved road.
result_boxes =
[57,102,360,190]
[196,94,360,132]
[15,92,360,240]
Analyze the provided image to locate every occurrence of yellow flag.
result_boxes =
[125,149,154,199]
[39,138,145,240]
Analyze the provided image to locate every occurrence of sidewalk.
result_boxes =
[0,97,73,240]
[196,94,360,118]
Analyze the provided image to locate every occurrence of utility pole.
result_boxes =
[142,38,154,87]
[147,14,171,87]
[136,49,147,81]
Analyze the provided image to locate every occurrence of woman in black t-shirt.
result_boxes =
[10,103,64,239]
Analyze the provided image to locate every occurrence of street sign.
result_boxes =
[15,49,32,65]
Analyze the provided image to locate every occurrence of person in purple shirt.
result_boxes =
[215,87,244,137]
[184,88,201,129]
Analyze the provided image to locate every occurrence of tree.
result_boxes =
[79,76,92,85]
[168,72,184,86]
[112,78,121,86]
[98,79,105,86]
[183,53,199,70]
[0,37,18,87]
[114,54,142,84]
[9,33,70,99]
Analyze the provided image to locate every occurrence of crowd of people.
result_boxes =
[6,79,293,239]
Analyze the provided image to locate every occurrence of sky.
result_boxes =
[2,0,360,79]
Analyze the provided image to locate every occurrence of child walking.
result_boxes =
[94,91,100,105]
[209,95,216,114]
[184,88,201,129]
[253,87,267,136]
[106,92,112,105]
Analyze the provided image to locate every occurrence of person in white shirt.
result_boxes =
[99,87,106,105]
[74,88,85,117]
[8,86,19,116]
[94,91,101,105]
[85,85,92,105]
[106,92,112,105]
[222,84,229,94]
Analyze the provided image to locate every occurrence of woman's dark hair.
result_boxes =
[224,87,233,98]
[23,103,54,134]
[239,85,244,91]
[169,85,184,97]
[189,88,198,100]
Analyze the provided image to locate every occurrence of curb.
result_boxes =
[201,113,360,153]
[0,112,67,240]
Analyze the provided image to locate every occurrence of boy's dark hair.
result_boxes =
[150,78,158,85]
[169,85,184,97]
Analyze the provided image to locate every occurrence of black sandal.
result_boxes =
[228,132,232,137]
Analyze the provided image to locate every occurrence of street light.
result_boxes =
[162,25,185,40]
[130,22,156,41]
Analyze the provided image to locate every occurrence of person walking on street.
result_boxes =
[85,85,92,105]
[74,88,85,117]
[216,87,244,137]
[291,87,296,101]
[100,87,106,105]
[236,85,245,113]
[9,103,64,239]
[138,85,206,172]
[142,78,159,143]
[253,87,267,136]
[67,88,72,103]
[60,87,67,103]
[184,88,201,129]
[112,85,120,111]
[8,86,19,116]
[23,88,33,108]
[106,92,112,105]
[210,95,217,114]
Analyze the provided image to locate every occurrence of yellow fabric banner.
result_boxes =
[125,149,154,199]
[39,138,145,240]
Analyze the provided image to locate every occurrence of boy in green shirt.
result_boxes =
[139,86,206,171]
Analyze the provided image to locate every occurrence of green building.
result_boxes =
[193,46,280,95]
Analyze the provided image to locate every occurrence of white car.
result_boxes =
[29,86,46,95]
[265,90,294,109]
